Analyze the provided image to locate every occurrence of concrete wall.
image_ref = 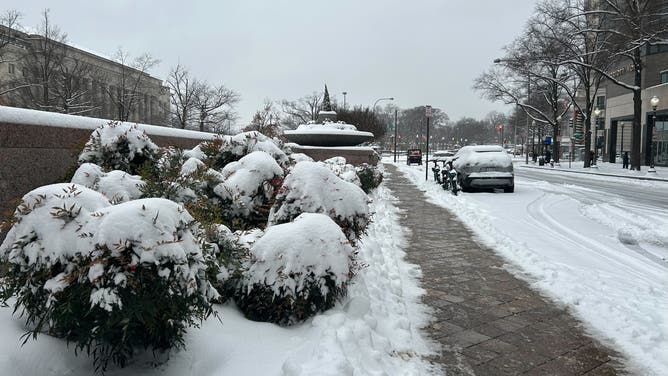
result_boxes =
[0,106,213,241]
[290,146,380,166]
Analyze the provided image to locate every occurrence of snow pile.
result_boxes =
[270,161,370,242]
[72,163,144,203]
[78,121,158,173]
[214,151,284,217]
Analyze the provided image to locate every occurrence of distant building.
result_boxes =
[0,25,169,125]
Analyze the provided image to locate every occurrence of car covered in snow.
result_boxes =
[451,145,514,192]
[432,150,456,162]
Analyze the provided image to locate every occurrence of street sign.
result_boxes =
[425,105,432,118]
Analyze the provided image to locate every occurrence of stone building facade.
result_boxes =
[0,25,169,125]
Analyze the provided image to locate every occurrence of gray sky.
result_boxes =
[15,0,538,125]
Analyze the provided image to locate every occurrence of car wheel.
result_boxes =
[504,185,514,193]
[459,174,469,192]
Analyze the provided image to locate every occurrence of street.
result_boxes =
[515,166,668,210]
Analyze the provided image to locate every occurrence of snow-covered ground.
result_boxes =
[391,157,668,376]
[0,185,438,376]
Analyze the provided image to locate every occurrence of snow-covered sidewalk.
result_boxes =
[0,184,438,376]
[516,158,668,181]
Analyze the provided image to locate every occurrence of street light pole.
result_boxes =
[342,92,347,109]
[593,107,601,168]
[373,97,394,111]
[649,95,660,173]
[393,108,398,163]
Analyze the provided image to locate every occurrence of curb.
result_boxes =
[518,164,668,182]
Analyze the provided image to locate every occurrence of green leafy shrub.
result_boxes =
[356,163,383,193]
[235,214,356,326]
[78,122,158,174]
[0,185,218,372]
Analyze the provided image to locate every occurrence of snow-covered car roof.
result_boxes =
[453,145,512,168]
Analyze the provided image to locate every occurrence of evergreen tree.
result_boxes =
[322,84,332,111]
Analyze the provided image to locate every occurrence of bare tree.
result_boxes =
[193,82,239,133]
[280,92,322,129]
[0,9,21,63]
[166,63,200,129]
[15,9,68,111]
[245,99,282,137]
[100,47,159,122]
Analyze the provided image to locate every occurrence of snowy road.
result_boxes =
[515,166,668,209]
[392,160,668,376]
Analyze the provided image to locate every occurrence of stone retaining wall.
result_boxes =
[0,107,213,241]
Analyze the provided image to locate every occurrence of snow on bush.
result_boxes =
[0,184,217,371]
[235,213,356,326]
[72,163,144,203]
[269,161,370,242]
[78,121,158,174]
[288,152,314,165]
[214,151,284,224]
[198,131,289,170]
[321,157,361,186]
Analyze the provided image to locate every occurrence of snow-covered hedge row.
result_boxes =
[1,121,384,369]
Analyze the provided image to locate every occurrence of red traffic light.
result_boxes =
[497,124,504,130]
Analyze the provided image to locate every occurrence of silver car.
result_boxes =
[452,145,514,192]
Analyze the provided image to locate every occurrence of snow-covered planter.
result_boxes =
[235,213,356,326]
[71,163,144,203]
[269,161,370,243]
[0,185,218,372]
[78,122,158,174]
[356,163,384,193]
[213,151,285,227]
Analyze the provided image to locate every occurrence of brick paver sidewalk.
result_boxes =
[383,164,625,376]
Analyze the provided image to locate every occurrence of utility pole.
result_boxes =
[525,73,530,164]
[425,105,432,181]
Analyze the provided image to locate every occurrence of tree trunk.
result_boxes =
[630,53,642,170]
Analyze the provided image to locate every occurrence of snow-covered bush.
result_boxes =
[202,224,248,303]
[356,163,384,193]
[78,122,158,174]
[235,213,356,326]
[72,163,144,203]
[321,157,361,186]
[269,161,370,243]
[0,185,217,372]
[198,132,289,170]
[213,151,284,227]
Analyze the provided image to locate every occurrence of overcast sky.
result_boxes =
[14,0,538,125]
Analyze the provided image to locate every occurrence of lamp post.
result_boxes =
[342,92,347,109]
[649,95,660,173]
[531,120,536,162]
[620,121,624,158]
[593,107,601,168]
[373,97,394,112]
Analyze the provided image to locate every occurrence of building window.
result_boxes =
[596,95,606,110]
[8,63,15,74]
[661,71,668,84]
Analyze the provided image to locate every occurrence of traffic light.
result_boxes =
[496,124,503,131]
[573,110,584,144]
